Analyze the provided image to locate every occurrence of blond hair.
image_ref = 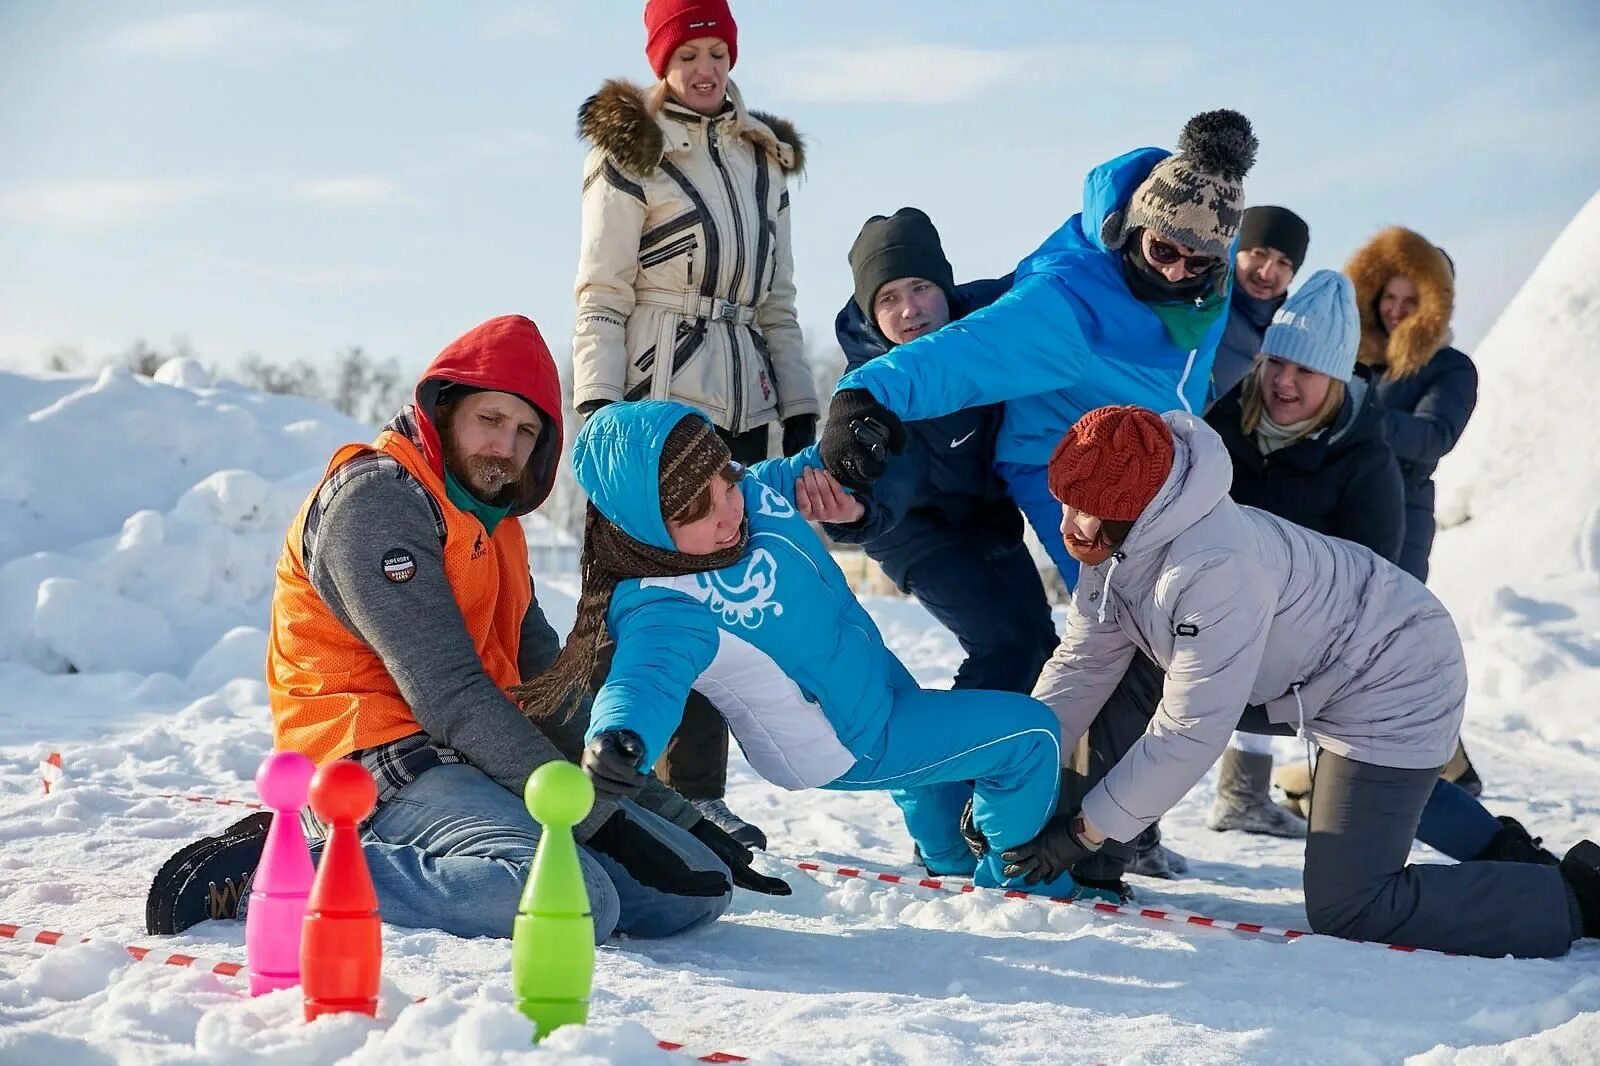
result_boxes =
[1239,355,1347,439]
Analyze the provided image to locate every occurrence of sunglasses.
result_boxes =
[1144,237,1219,276]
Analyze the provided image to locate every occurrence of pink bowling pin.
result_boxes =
[246,750,316,996]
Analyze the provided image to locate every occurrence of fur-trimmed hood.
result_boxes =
[1345,226,1455,379]
[577,78,804,179]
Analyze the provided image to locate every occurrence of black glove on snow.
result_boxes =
[581,730,648,800]
[959,797,989,859]
[689,819,793,896]
[586,811,732,898]
[819,389,906,492]
[1000,814,1102,885]
[781,414,817,457]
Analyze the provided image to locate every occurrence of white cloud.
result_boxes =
[102,10,343,57]
[290,176,401,208]
[768,44,1188,105]
[0,179,220,229]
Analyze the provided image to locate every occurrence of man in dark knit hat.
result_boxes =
[826,208,1057,695]
[1211,205,1312,398]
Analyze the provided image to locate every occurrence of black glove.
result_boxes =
[781,414,817,457]
[1000,814,1102,885]
[586,810,732,898]
[581,730,648,800]
[959,797,988,859]
[689,819,793,896]
[576,399,613,422]
[819,389,906,492]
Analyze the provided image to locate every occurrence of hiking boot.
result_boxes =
[145,812,271,935]
[1478,816,1560,866]
[1208,748,1308,838]
[1129,824,1187,879]
[1075,876,1135,904]
[1559,840,1600,938]
[691,798,767,851]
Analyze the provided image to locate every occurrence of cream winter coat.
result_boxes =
[1033,412,1466,844]
[572,79,817,433]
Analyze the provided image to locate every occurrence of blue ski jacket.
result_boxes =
[836,147,1228,466]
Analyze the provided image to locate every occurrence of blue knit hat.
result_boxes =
[1260,269,1360,382]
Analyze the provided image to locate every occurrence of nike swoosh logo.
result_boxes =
[949,430,977,449]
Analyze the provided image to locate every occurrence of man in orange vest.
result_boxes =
[146,315,785,940]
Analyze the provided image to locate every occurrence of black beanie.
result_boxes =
[847,207,956,318]
[1238,206,1310,269]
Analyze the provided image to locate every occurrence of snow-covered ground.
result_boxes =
[3,196,1600,1063]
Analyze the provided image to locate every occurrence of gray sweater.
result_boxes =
[306,463,699,840]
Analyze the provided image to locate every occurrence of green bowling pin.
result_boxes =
[512,761,596,1040]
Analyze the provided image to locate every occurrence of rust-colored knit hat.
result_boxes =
[1048,406,1174,521]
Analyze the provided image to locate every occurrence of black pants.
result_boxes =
[653,424,770,799]
[897,540,1058,693]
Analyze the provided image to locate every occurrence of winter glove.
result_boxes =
[959,797,989,859]
[581,730,648,800]
[586,810,732,898]
[1000,813,1103,885]
[576,399,613,422]
[689,819,793,896]
[819,389,906,493]
[781,414,817,457]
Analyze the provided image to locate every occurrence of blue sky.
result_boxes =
[3,1,1597,380]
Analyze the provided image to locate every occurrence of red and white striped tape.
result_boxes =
[780,857,1447,956]
[0,920,746,1061]
[39,751,64,794]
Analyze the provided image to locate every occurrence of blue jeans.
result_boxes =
[1415,777,1501,859]
[826,686,1067,892]
[996,461,1080,589]
[343,763,731,942]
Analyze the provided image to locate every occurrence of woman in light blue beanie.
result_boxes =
[1242,268,1362,445]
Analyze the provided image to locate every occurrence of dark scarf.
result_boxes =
[512,417,746,722]
[1120,239,1220,304]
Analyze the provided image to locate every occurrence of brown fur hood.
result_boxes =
[577,78,804,180]
[1345,226,1456,379]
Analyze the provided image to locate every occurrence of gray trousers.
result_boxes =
[1306,751,1579,958]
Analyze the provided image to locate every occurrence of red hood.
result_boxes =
[410,315,564,515]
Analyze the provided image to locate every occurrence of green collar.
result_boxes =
[444,469,512,534]
[1146,286,1228,351]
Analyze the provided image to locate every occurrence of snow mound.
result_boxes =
[1434,190,1600,586]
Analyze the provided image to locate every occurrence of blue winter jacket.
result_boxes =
[576,400,917,790]
[824,276,1024,582]
[836,147,1228,466]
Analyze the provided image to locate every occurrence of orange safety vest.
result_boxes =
[267,429,532,764]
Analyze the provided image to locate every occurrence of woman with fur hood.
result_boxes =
[572,0,819,848]
[1011,404,1600,958]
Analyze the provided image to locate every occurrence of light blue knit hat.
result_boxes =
[1260,269,1360,382]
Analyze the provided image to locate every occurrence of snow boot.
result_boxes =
[1477,816,1560,866]
[1442,739,1483,798]
[145,812,271,935]
[974,851,1079,899]
[1128,824,1187,879]
[1273,760,1314,820]
[691,798,767,851]
[1208,748,1308,838]
[1075,876,1135,904]
[1559,840,1600,938]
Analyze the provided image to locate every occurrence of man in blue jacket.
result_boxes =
[824,208,1057,696]
[818,110,1259,889]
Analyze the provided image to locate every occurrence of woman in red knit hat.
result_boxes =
[1004,404,1600,959]
[570,0,818,849]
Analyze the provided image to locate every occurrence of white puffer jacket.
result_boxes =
[572,78,817,433]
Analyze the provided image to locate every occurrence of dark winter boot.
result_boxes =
[691,798,767,851]
[1559,840,1600,938]
[1442,740,1483,797]
[1208,748,1308,838]
[1075,876,1135,904]
[1128,823,1188,879]
[1477,816,1560,866]
[145,812,272,935]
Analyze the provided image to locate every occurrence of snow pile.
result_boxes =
[3,257,1600,1064]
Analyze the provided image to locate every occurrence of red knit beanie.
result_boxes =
[644,0,738,79]
[1048,406,1175,521]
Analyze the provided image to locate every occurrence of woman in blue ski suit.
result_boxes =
[819,111,1257,591]
[517,399,1072,893]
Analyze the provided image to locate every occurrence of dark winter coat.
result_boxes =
[824,276,1022,584]
[1206,366,1406,563]
[1210,290,1284,402]
[1346,227,1479,580]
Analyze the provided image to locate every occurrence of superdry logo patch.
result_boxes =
[382,548,417,583]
